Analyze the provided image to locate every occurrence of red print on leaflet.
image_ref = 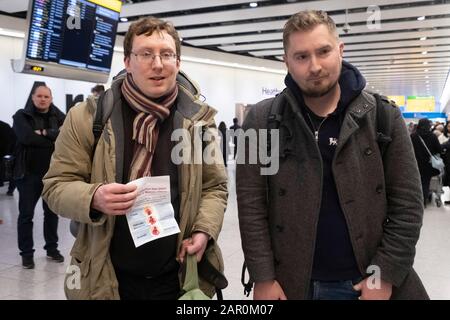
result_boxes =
[151,226,160,236]
[144,206,153,216]
[148,215,157,225]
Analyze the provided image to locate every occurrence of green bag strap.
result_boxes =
[182,254,200,292]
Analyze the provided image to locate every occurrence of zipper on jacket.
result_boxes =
[306,112,327,143]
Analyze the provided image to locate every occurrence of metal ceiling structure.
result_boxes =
[1,0,449,101]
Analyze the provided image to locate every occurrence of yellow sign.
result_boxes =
[89,0,122,13]
[387,96,405,107]
[406,96,435,112]
[30,65,44,72]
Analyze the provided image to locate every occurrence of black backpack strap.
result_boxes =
[70,90,115,238]
[216,288,223,300]
[241,262,253,297]
[374,93,394,157]
[92,90,115,157]
[267,94,285,129]
[267,93,286,156]
[92,92,105,148]
[197,257,228,298]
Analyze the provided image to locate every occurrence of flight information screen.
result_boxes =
[26,0,121,73]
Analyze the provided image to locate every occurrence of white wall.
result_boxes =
[0,34,286,127]
[180,60,285,125]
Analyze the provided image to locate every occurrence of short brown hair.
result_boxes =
[283,10,338,52]
[123,17,181,58]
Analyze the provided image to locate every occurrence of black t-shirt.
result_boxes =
[110,102,180,277]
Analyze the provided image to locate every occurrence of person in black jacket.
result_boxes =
[411,118,442,206]
[0,121,13,166]
[12,85,66,269]
[218,121,229,167]
[440,121,450,203]
[0,120,17,194]
[229,118,241,160]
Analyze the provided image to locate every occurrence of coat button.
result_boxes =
[278,188,286,196]
[275,225,284,232]
[383,218,390,226]
[364,148,373,156]
[376,185,383,194]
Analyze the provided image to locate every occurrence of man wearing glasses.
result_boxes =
[42,17,227,300]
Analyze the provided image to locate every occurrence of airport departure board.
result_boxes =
[26,0,121,73]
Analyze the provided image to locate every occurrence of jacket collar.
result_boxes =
[175,86,216,124]
[345,90,376,120]
[108,71,216,182]
[284,87,377,157]
[23,103,58,117]
[111,70,215,124]
[334,91,376,157]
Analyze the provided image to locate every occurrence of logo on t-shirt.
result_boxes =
[329,137,338,146]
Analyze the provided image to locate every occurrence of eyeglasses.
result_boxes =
[130,51,178,64]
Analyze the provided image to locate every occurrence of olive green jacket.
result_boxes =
[42,73,228,299]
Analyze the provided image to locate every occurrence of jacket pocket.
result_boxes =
[64,254,91,300]
[89,257,118,300]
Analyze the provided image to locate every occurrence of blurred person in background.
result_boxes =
[411,118,442,207]
[12,85,65,269]
[91,84,105,98]
[218,121,229,167]
[0,120,16,195]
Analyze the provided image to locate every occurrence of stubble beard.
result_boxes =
[301,78,339,98]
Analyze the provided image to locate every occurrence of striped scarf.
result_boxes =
[121,73,178,180]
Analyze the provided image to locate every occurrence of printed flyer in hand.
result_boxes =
[126,176,180,247]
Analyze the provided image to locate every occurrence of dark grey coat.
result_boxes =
[236,89,428,300]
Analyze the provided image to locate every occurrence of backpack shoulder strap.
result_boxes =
[241,262,253,297]
[374,93,395,157]
[92,89,115,156]
[266,93,286,156]
[71,89,115,238]
[267,93,286,130]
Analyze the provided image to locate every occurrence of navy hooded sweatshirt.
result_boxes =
[285,61,366,281]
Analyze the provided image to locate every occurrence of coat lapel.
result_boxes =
[335,93,375,158]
